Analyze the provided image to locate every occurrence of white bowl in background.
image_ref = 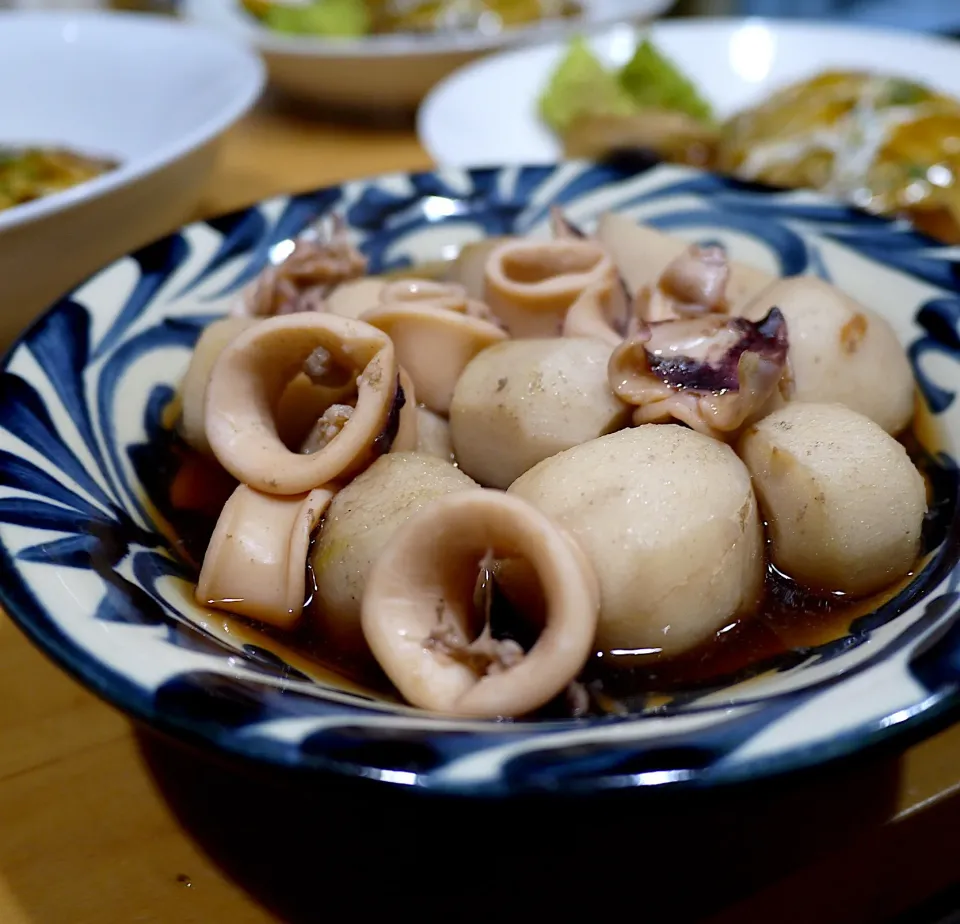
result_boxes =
[418,18,960,166]
[180,0,675,112]
[0,10,265,347]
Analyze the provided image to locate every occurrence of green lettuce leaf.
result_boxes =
[538,37,637,135]
[264,0,371,38]
[617,37,713,123]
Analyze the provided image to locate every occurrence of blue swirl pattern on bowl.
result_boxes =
[1,161,960,796]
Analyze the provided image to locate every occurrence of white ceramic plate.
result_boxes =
[0,10,264,347]
[181,0,675,111]
[418,18,960,167]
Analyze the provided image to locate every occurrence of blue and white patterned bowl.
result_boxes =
[2,161,959,797]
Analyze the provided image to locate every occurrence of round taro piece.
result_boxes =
[738,402,927,597]
[509,424,765,659]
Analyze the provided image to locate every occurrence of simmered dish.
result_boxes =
[0,146,117,214]
[240,0,581,38]
[539,37,960,242]
[166,209,934,719]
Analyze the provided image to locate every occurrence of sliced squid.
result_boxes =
[595,212,774,311]
[204,313,400,495]
[233,214,367,317]
[483,238,618,338]
[562,279,629,346]
[738,276,915,435]
[284,364,416,457]
[562,244,733,343]
[609,308,790,441]
[446,237,516,301]
[637,244,731,323]
[391,367,420,453]
[177,316,259,456]
[316,276,387,321]
[311,453,479,658]
[361,279,507,415]
[361,490,600,718]
[325,277,387,320]
[273,348,362,450]
[378,278,502,324]
[271,345,419,456]
[196,484,335,629]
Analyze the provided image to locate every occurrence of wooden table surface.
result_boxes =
[2,95,960,924]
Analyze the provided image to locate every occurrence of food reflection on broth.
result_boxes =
[159,206,943,720]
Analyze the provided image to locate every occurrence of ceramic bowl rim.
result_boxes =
[2,536,958,796]
[0,10,266,235]
[0,568,960,800]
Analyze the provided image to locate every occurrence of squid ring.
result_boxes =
[361,490,599,718]
[196,484,335,630]
[483,238,618,338]
[361,300,507,416]
[204,313,398,495]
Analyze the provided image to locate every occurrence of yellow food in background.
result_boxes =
[239,0,581,37]
[0,147,117,214]
[716,71,960,240]
[540,39,960,242]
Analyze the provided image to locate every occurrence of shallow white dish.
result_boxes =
[181,0,675,111]
[418,18,960,167]
[0,10,264,347]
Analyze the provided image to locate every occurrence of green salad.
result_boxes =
[254,0,372,37]
[538,36,714,135]
[240,0,582,38]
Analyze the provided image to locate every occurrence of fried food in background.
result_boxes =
[717,71,960,242]
[540,40,960,242]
